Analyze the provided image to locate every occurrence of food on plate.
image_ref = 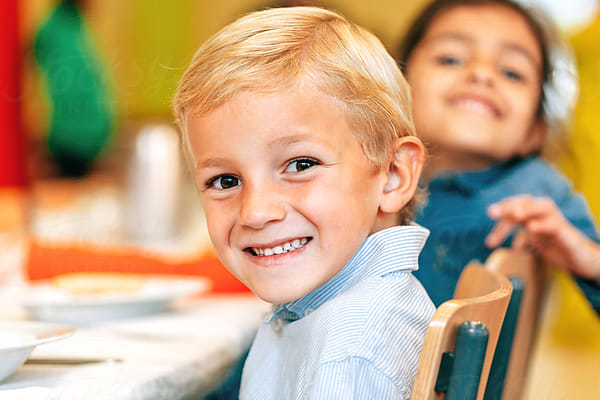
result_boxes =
[53,273,144,295]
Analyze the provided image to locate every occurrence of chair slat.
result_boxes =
[411,264,512,400]
[484,249,544,400]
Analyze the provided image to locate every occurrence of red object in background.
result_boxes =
[25,240,251,294]
[0,0,27,187]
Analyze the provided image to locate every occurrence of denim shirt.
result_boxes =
[415,156,600,315]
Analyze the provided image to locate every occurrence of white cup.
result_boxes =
[125,124,182,242]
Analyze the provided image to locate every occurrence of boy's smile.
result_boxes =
[186,81,388,304]
[246,237,309,257]
[406,5,546,173]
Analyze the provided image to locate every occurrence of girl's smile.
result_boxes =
[447,92,502,118]
[406,4,546,174]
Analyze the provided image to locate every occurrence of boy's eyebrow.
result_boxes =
[267,134,316,149]
[194,135,323,170]
[195,157,231,170]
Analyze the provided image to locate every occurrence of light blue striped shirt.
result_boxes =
[240,225,435,399]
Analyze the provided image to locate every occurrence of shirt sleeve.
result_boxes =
[308,357,410,400]
[553,182,600,316]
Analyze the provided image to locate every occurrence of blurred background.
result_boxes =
[1,0,599,398]
[10,0,600,195]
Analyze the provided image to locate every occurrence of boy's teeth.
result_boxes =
[252,238,309,256]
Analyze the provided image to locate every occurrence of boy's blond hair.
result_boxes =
[173,6,420,223]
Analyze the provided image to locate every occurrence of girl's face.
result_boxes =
[406,4,546,173]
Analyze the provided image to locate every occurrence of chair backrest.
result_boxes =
[411,264,512,400]
[483,248,544,400]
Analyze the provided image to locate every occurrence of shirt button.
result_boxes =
[270,319,283,332]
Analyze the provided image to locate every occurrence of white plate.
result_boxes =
[23,276,211,325]
[0,321,74,382]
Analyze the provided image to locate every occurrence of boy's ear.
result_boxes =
[379,136,425,214]
[519,119,547,157]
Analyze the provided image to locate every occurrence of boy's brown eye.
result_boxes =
[207,174,240,190]
[285,158,320,173]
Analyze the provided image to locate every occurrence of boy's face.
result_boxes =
[186,82,387,304]
[406,5,545,172]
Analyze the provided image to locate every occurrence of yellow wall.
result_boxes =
[568,15,600,222]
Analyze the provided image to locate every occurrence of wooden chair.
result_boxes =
[483,248,544,400]
[411,264,512,400]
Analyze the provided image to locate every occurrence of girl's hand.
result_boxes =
[485,195,600,281]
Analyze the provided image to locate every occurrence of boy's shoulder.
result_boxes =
[314,226,434,338]
[325,268,430,318]
[244,272,433,399]
[313,270,433,358]
[300,271,433,389]
[243,227,435,398]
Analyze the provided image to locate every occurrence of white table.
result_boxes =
[0,294,269,400]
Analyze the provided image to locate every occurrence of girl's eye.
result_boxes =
[501,68,523,82]
[206,174,240,190]
[285,158,320,173]
[437,56,462,66]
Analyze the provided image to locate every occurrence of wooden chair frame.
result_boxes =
[412,264,512,400]
[484,248,543,400]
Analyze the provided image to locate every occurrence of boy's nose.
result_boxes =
[239,184,286,229]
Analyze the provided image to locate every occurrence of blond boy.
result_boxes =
[174,7,434,399]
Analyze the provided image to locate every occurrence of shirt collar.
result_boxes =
[429,157,528,194]
[266,224,429,324]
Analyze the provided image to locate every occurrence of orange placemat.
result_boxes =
[25,238,250,293]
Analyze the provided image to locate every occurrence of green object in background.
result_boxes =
[34,1,114,176]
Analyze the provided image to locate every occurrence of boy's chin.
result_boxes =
[248,283,313,305]
[253,290,305,305]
